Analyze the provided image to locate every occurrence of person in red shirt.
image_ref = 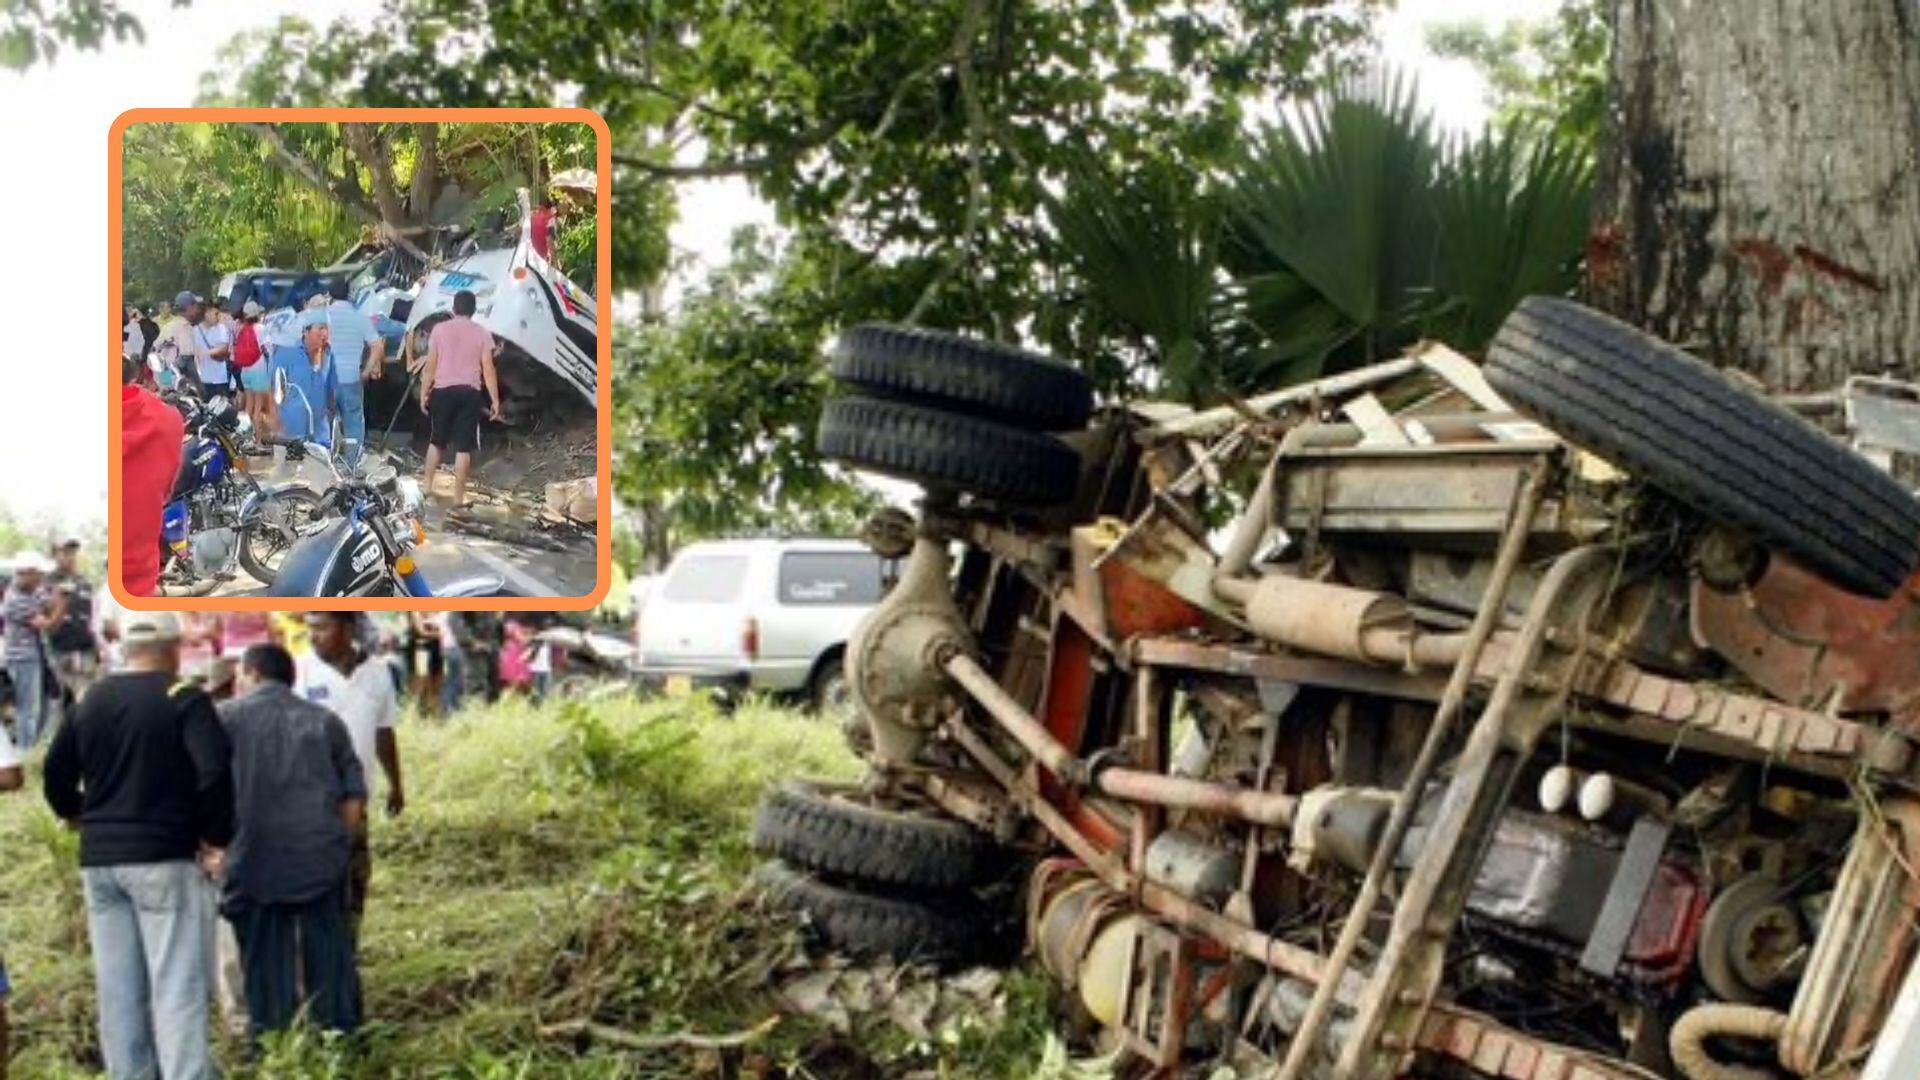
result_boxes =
[529,197,556,261]
[119,358,185,597]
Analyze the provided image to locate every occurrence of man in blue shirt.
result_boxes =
[325,280,384,466]
[270,309,335,447]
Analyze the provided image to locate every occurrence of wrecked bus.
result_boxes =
[753,301,1920,1079]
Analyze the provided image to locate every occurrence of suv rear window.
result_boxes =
[660,554,749,603]
[778,551,884,606]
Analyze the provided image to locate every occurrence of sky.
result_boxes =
[0,0,1555,531]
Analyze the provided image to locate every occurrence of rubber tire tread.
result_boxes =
[817,395,1081,507]
[752,780,994,892]
[831,323,1094,431]
[237,488,323,587]
[751,860,990,967]
[1486,296,1920,598]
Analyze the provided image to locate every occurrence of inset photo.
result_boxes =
[110,110,611,609]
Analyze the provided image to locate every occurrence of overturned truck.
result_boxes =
[752,300,1920,1079]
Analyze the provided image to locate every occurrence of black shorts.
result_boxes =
[428,385,487,453]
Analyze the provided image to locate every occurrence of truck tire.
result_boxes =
[752,780,995,892]
[1487,296,1920,598]
[831,323,1094,431]
[751,859,990,967]
[817,395,1081,507]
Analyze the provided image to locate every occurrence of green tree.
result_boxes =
[1041,71,1595,401]
[120,121,598,305]
[1426,0,1609,152]
[615,227,882,552]
[0,0,170,70]
[205,0,1382,554]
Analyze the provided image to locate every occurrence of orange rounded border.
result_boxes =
[108,107,614,612]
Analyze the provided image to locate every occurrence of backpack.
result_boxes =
[233,322,263,369]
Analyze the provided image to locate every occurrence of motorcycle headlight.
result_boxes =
[396,477,425,514]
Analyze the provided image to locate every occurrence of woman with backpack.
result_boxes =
[233,300,274,439]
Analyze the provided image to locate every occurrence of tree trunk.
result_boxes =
[1591,0,1920,392]
[344,123,411,228]
[408,122,439,225]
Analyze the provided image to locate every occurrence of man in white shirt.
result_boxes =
[193,306,234,398]
[294,613,405,942]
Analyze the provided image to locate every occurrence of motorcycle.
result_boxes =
[154,381,321,592]
[265,369,511,598]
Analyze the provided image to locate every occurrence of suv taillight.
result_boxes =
[742,616,759,661]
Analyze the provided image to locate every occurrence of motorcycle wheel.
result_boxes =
[239,489,325,586]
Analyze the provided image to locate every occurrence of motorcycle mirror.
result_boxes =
[271,367,287,405]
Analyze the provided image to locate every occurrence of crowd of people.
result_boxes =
[0,540,586,1078]
[117,280,511,596]
[34,611,395,1079]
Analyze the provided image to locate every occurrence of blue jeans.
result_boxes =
[82,862,217,1080]
[9,657,43,749]
[335,378,365,466]
[441,646,465,713]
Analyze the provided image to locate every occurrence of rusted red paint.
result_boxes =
[1691,559,1920,729]
[1731,237,1794,295]
[1793,244,1885,292]
[1098,557,1208,640]
[1040,614,1126,851]
[1586,224,1627,292]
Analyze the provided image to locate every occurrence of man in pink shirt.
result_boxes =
[418,290,501,512]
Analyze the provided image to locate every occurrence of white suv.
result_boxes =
[633,538,888,710]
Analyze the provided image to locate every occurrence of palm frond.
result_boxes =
[1046,150,1223,398]
[1426,123,1594,349]
[1227,67,1445,368]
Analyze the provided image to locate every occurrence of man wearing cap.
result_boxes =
[166,291,207,395]
[234,299,274,439]
[46,538,98,729]
[119,354,184,597]
[326,278,386,466]
[270,308,337,446]
[4,551,63,749]
[0,714,21,1079]
[43,611,234,1080]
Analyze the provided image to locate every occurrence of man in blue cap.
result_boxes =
[164,291,206,395]
[269,308,336,447]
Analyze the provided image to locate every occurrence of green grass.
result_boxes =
[0,693,1068,1079]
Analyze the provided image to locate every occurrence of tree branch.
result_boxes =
[611,117,842,180]
[344,122,409,226]
[239,121,378,223]
[906,0,994,326]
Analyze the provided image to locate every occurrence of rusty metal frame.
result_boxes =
[1132,628,1916,784]
[1334,545,1619,1078]
[933,709,1651,1080]
[1274,461,1557,1080]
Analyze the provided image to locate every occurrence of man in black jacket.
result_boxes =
[219,642,366,1040]
[44,610,232,1080]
